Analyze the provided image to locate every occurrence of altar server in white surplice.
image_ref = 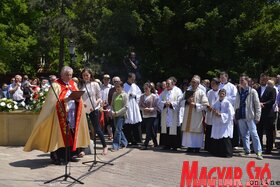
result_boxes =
[219,71,239,148]
[211,89,235,158]
[159,78,182,150]
[181,76,209,153]
[123,73,143,145]
[204,78,220,152]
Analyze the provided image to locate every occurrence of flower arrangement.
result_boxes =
[26,87,49,112]
[0,98,19,112]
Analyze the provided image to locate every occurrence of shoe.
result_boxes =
[78,151,85,158]
[70,157,79,162]
[140,146,148,150]
[186,148,193,153]
[264,150,271,154]
[194,148,200,153]
[120,145,127,149]
[163,146,171,150]
[110,148,118,152]
[256,153,263,160]
[239,152,250,157]
[233,147,239,150]
[53,159,63,165]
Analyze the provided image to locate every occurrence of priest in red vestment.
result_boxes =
[24,66,90,165]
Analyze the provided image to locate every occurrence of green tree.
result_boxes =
[0,0,37,75]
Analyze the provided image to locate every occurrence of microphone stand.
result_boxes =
[44,80,84,184]
[82,81,113,171]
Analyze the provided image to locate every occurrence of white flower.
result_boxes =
[7,104,12,108]
[20,101,26,107]
[13,101,17,105]
[39,92,44,96]
[14,105,18,110]
[33,100,36,104]
[0,102,5,106]
[44,88,49,92]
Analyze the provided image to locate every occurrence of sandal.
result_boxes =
[78,151,85,158]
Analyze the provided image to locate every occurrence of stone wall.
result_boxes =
[0,111,38,146]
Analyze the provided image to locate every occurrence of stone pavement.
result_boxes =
[0,143,280,187]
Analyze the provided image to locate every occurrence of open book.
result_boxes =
[68,91,85,100]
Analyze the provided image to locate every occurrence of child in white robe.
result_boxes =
[210,89,235,157]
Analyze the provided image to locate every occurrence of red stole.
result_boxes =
[55,79,83,151]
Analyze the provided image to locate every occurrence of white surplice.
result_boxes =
[158,88,182,135]
[211,98,235,139]
[123,82,142,124]
[205,89,219,125]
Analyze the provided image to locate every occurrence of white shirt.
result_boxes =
[9,83,24,101]
[101,83,113,103]
[81,82,101,113]
[260,86,266,97]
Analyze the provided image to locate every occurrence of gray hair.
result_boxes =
[112,76,121,82]
[192,75,201,84]
[60,66,73,76]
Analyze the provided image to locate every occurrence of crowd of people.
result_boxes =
[2,66,280,164]
[0,74,57,106]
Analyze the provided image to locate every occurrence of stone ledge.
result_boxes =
[0,111,39,146]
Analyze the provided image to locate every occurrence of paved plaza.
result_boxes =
[0,139,280,187]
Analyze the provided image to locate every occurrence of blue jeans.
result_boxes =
[238,119,262,154]
[112,116,128,150]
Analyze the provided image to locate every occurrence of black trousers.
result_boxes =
[159,127,181,149]
[123,122,142,144]
[257,116,274,152]
[204,125,213,152]
[143,117,158,147]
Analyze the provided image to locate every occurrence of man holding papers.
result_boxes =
[24,66,90,165]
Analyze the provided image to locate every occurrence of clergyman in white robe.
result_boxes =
[158,84,182,149]
[123,82,142,124]
[123,80,142,144]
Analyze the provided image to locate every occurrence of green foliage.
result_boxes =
[0,0,280,83]
[0,0,37,74]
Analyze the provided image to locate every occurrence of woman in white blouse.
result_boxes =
[80,68,108,155]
